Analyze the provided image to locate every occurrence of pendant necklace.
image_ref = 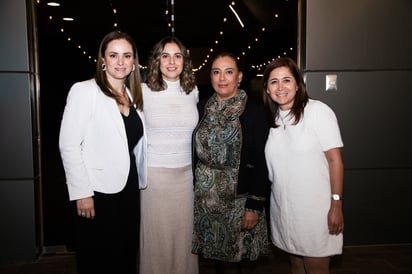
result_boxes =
[278,109,289,130]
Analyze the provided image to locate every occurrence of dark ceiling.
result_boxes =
[36,0,298,81]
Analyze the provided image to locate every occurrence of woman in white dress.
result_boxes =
[262,57,344,274]
[139,36,199,274]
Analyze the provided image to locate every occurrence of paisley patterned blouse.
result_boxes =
[192,90,268,261]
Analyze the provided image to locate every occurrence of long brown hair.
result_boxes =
[262,57,309,128]
[145,36,196,94]
[95,31,143,110]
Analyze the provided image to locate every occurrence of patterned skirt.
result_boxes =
[192,162,268,262]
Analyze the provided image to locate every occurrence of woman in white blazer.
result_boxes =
[59,31,147,274]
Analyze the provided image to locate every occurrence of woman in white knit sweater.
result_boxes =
[139,36,199,274]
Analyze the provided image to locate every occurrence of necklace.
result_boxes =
[117,85,130,105]
[278,109,289,130]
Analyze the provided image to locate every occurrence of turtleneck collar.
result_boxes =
[164,78,181,88]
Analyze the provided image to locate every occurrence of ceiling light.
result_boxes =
[47,2,60,6]
[229,5,244,28]
[63,17,74,21]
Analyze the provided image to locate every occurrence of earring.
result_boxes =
[132,64,136,72]
[237,82,241,87]
[102,63,106,71]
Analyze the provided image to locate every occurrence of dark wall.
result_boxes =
[1,0,411,266]
[0,0,38,264]
[302,0,412,245]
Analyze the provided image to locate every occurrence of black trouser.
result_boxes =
[74,181,140,274]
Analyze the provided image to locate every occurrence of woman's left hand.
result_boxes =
[242,211,259,230]
[328,201,344,235]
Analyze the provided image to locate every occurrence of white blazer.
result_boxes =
[59,79,147,201]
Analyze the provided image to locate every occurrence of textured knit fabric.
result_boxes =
[140,80,199,274]
[140,166,199,274]
[142,80,199,168]
[265,99,344,257]
[192,90,268,262]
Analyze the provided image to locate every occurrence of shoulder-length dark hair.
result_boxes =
[262,57,309,128]
[145,36,196,94]
[95,31,143,111]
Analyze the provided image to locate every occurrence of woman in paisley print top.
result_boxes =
[192,52,270,273]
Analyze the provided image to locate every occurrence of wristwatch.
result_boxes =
[331,194,343,201]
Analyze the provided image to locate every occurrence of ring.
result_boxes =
[81,212,85,216]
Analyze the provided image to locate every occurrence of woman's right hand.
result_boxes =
[76,197,95,219]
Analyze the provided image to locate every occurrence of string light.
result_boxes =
[109,1,120,30]
[170,0,175,36]
[37,1,126,65]
[38,1,295,71]
[192,0,294,73]
[36,1,92,63]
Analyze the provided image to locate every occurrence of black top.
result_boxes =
[122,107,143,188]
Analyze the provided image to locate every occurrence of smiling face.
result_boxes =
[210,56,243,102]
[266,66,298,110]
[159,42,184,82]
[102,38,135,84]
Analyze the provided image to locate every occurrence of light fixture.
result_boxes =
[47,2,60,7]
[229,5,244,28]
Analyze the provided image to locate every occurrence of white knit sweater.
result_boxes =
[142,80,199,168]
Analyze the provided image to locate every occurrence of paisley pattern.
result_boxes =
[192,90,268,262]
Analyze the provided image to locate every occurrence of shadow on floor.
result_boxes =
[0,244,411,273]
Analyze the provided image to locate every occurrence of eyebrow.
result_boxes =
[107,51,133,55]
[211,67,235,71]
[161,52,183,55]
[270,76,292,80]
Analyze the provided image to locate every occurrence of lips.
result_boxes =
[218,84,228,88]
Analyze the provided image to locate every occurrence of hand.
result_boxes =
[76,197,95,219]
[328,201,344,235]
[241,211,259,230]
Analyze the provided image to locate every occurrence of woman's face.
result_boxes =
[159,42,184,82]
[266,66,297,110]
[103,38,134,83]
[210,56,242,102]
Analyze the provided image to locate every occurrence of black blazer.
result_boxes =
[193,94,270,212]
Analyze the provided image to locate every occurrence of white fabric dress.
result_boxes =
[140,80,199,274]
[265,99,344,257]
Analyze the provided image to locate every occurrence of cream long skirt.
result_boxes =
[139,165,199,274]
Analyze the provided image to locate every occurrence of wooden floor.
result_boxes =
[0,244,411,273]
